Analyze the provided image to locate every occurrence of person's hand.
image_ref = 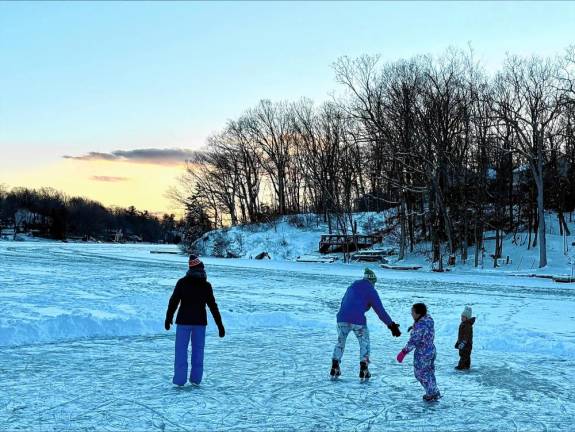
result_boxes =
[164,319,172,331]
[218,325,225,338]
[388,322,401,337]
[396,349,408,363]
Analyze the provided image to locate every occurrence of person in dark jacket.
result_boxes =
[165,255,225,386]
[455,305,475,370]
[330,268,401,380]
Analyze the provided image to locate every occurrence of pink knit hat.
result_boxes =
[188,255,203,268]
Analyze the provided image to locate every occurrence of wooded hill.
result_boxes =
[0,186,182,244]
[176,47,575,268]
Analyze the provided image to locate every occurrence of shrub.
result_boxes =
[287,214,306,228]
[212,231,231,258]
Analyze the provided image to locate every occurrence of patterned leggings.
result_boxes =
[332,322,370,363]
[414,350,439,396]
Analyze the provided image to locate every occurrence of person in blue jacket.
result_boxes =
[330,268,401,379]
[165,255,225,386]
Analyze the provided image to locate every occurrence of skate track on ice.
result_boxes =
[0,242,574,431]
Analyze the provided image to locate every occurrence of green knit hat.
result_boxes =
[364,268,377,284]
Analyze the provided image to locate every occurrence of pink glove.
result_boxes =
[396,349,408,363]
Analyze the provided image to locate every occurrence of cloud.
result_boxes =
[91,176,129,182]
[63,148,202,166]
[64,152,119,161]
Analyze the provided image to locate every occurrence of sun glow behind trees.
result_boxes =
[1,159,184,217]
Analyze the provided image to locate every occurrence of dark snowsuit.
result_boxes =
[455,317,475,369]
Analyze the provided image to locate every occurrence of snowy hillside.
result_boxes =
[193,212,395,260]
[192,210,575,278]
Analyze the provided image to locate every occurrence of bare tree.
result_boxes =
[227,117,263,223]
[245,100,296,215]
[493,54,564,267]
[175,45,575,267]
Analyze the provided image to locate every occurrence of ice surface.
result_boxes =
[0,242,574,431]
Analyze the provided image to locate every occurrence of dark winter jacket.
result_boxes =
[455,317,475,351]
[165,269,224,328]
[336,279,393,326]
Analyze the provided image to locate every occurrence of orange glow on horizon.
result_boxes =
[0,159,185,217]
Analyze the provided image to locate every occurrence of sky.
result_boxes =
[1,1,574,215]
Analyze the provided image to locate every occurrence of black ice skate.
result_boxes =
[423,392,441,402]
[359,361,371,381]
[330,359,341,380]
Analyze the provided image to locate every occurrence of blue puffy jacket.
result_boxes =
[336,279,393,326]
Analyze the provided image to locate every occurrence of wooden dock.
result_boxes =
[319,234,383,254]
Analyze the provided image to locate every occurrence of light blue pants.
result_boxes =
[332,322,370,363]
[173,324,206,385]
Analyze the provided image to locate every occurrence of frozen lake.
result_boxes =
[1,242,574,431]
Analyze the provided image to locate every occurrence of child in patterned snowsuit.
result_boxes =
[396,303,440,401]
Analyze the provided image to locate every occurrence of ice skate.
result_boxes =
[330,359,341,380]
[423,392,441,402]
[359,361,371,381]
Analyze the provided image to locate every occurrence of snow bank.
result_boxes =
[0,310,331,347]
[195,211,575,281]
[482,329,575,357]
[2,309,572,358]
[437,321,575,358]
[194,212,394,260]
[0,314,160,347]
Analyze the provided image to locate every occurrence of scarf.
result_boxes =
[186,268,207,279]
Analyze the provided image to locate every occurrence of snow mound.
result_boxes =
[0,310,331,347]
[483,330,575,357]
[194,212,394,260]
[0,314,160,347]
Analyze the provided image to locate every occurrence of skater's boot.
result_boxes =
[423,392,441,402]
[359,361,371,380]
[330,359,341,378]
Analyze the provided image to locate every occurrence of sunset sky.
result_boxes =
[1,1,574,215]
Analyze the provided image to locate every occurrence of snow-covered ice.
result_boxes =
[1,242,574,431]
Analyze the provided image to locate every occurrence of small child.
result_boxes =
[455,306,476,370]
[396,303,441,402]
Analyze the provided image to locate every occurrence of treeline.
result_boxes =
[178,47,575,267]
[0,186,181,243]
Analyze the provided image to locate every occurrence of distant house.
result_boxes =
[15,209,49,229]
[114,230,124,242]
[104,228,123,243]
[14,209,51,236]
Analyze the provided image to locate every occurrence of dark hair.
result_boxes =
[412,303,427,317]
[407,303,428,331]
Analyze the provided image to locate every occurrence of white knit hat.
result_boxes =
[462,306,472,319]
